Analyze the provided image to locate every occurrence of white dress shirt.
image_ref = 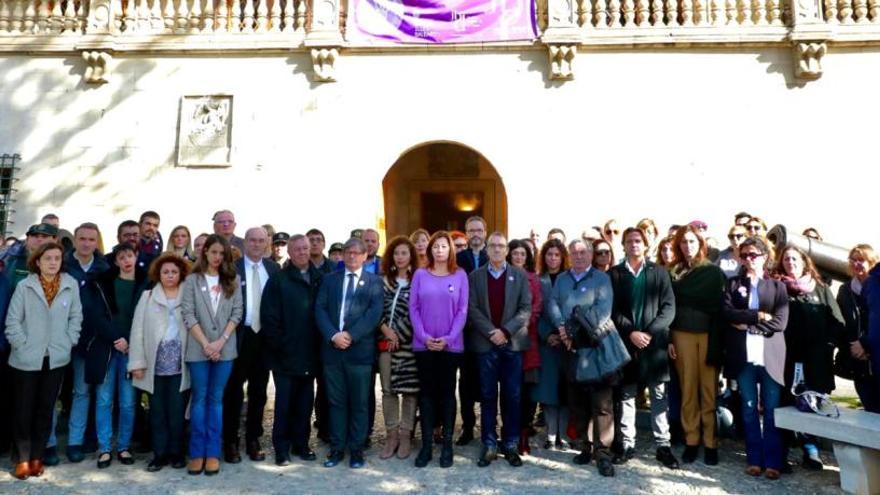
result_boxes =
[338,268,364,331]
[244,256,269,328]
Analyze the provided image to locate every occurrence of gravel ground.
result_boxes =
[0,379,848,494]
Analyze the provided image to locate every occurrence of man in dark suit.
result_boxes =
[315,237,384,469]
[609,227,678,469]
[455,215,489,445]
[261,234,323,465]
[467,232,532,467]
[223,227,280,463]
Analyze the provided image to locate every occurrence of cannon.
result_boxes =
[767,225,851,282]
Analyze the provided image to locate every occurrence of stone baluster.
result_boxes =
[575,0,587,26]
[0,0,9,33]
[280,0,292,30]
[255,0,266,30]
[607,0,620,25]
[22,0,35,32]
[635,0,649,23]
[8,0,21,32]
[868,0,878,21]
[838,0,853,22]
[239,0,250,31]
[268,0,279,30]
[712,0,724,23]
[767,0,782,23]
[681,0,694,24]
[735,0,749,23]
[852,0,867,20]
[188,0,200,31]
[36,0,50,32]
[175,0,189,32]
[694,0,707,23]
[293,0,304,32]
[782,0,791,24]
[593,0,608,27]
[649,0,663,24]
[664,0,678,24]
[202,0,214,31]
[229,0,244,33]
[122,0,134,31]
[136,0,149,30]
[216,0,227,31]
[823,0,838,22]
[622,0,634,24]
[63,0,77,33]
[751,0,766,23]
[163,0,175,31]
[149,0,163,30]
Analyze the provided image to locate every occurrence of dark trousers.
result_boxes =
[151,374,187,459]
[854,375,880,413]
[367,367,377,440]
[223,327,269,446]
[324,361,372,453]
[0,352,13,453]
[477,347,523,449]
[457,351,480,432]
[584,385,615,460]
[12,358,65,463]
[417,351,462,444]
[314,371,330,439]
[272,373,315,455]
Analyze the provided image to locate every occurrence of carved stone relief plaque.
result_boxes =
[177,95,233,167]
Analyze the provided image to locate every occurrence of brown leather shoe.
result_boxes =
[246,440,265,462]
[28,459,44,477]
[13,462,30,480]
[187,457,205,475]
[224,443,241,464]
[204,457,220,475]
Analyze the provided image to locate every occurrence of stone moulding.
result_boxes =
[81,50,111,84]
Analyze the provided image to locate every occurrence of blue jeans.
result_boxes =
[738,363,783,470]
[477,347,522,450]
[96,351,136,452]
[55,355,91,448]
[188,360,234,459]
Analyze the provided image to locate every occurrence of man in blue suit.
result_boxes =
[315,237,384,469]
[223,227,280,463]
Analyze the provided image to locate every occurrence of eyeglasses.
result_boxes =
[728,234,745,240]
[604,230,620,236]
[746,225,762,232]
[740,252,763,260]
[595,250,611,256]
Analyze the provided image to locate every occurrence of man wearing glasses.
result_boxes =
[717,225,748,278]
[466,232,532,468]
[213,210,245,253]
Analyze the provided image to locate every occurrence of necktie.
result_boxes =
[343,273,356,323]
[251,263,262,332]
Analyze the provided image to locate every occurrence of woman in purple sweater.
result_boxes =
[409,230,469,469]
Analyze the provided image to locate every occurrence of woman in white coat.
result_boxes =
[128,253,191,472]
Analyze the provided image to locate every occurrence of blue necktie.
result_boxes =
[343,273,356,321]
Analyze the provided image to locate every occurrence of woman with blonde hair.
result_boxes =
[166,226,194,262]
[410,229,430,268]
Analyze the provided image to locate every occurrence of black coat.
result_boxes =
[261,265,323,376]
[783,283,844,393]
[456,248,488,275]
[234,257,281,352]
[610,261,676,384]
[835,281,873,380]
[64,251,113,358]
[85,270,148,385]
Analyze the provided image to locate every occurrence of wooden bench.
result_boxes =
[776,406,880,495]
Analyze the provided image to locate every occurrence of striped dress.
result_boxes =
[382,278,420,394]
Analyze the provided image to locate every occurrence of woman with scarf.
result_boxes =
[772,245,844,470]
[378,236,420,460]
[835,245,879,413]
[667,225,726,466]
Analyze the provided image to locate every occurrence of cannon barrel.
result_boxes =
[766,225,851,282]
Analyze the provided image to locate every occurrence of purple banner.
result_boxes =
[347,0,538,44]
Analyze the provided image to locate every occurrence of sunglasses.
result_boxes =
[604,230,620,236]
[741,252,763,260]
[595,250,611,256]
[746,225,762,232]
[728,233,745,240]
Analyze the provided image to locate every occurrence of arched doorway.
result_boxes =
[382,142,508,238]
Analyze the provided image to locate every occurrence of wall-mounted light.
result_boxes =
[453,193,481,212]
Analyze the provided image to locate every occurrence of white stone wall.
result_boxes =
[1,46,878,250]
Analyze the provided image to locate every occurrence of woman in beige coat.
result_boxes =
[128,253,191,472]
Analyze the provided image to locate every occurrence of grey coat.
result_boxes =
[5,273,83,371]
[467,265,532,353]
[127,287,190,394]
[533,273,566,405]
[546,268,613,332]
[181,272,243,363]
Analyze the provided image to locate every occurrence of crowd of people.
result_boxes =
[0,209,878,483]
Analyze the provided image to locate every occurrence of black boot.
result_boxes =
[440,434,454,468]
[415,443,432,468]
